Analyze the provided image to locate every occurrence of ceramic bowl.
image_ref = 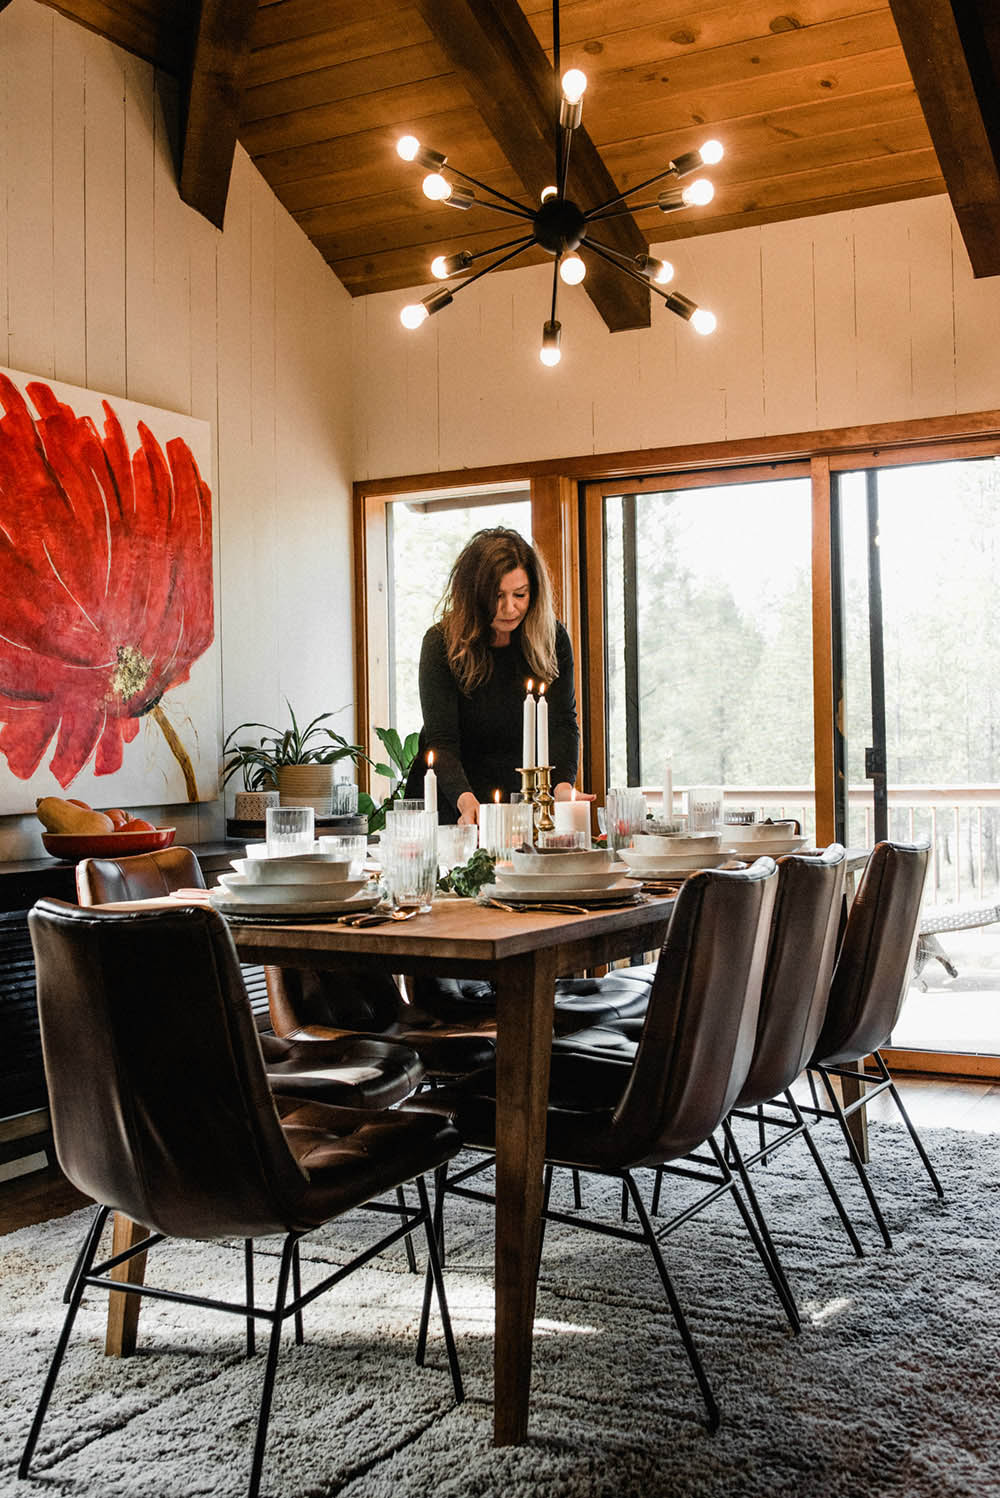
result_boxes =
[216,873,367,904]
[231,855,351,884]
[509,848,613,875]
[41,827,176,861]
[629,832,721,854]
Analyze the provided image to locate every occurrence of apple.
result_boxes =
[124,817,155,832]
[67,798,92,810]
[104,808,130,829]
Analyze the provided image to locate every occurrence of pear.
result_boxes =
[36,797,115,834]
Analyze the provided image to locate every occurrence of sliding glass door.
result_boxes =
[836,456,1000,1059]
[600,469,815,832]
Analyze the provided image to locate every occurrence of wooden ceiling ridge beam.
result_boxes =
[179,0,260,231]
[888,0,1000,276]
[412,0,650,331]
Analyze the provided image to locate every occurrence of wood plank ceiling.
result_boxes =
[24,0,1000,304]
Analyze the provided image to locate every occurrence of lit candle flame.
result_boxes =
[427,749,435,767]
[538,682,546,697]
[526,678,534,693]
[494,789,501,804]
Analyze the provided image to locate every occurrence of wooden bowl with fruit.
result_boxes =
[36,797,176,861]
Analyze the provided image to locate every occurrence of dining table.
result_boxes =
[99,889,676,1446]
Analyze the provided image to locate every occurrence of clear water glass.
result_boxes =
[478,802,535,860]
[604,788,647,855]
[265,805,315,856]
[381,809,438,911]
[688,786,724,831]
[331,778,359,815]
[437,823,479,873]
[318,833,367,877]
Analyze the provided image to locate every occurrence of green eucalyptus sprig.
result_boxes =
[437,848,496,898]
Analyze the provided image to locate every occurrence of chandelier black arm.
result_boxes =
[553,0,564,191]
[463,232,538,268]
[584,237,676,303]
[584,164,681,219]
[559,123,574,202]
[549,255,560,324]
[444,164,535,217]
[447,236,538,296]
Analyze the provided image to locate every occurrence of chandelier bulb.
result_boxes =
[700,139,724,166]
[691,308,717,336]
[400,303,429,330]
[636,253,674,285]
[561,68,587,105]
[423,172,452,202]
[681,178,715,208]
[559,253,587,286]
[540,185,558,203]
[430,256,450,280]
[540,319,562,366]
[397,135,420,162]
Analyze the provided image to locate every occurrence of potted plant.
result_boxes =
[359,726,420,834]
[222,703,366,816]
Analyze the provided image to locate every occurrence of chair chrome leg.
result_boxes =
[244,1240,256,1356]
[291,1241,304,1346]
[397,1185,419,1273]
[624,1175,720,1433]
[246,1235,295,1498]
[20,1206,112,1478]
[62,1203,106,1304]
[414,1175,464,1402]
[814,1067,893,1247]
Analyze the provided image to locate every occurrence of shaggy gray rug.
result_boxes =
[1,1123,998,1498]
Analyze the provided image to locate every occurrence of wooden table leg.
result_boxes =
[105,1212,150,1357]
[492,949,557,1446]
[838,1062,871,1163]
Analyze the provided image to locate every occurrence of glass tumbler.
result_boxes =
[437,823,479,874]
[381,809,438,911]
[604,788,647,856]
[265,805,315,856]
[318,833,368,877]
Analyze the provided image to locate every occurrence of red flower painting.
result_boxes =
[0,374,213,797]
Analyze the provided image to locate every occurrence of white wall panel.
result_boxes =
[354,195,1000,480]
[0,1,354,860]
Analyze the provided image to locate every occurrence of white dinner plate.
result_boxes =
[495,865,629,894]
[208,889,381,918]
[509,849,614,875]
[619,849,735,873]
[483,878,640,904]
[722,836,807,858]
[216,873,368,904]
[230,855,352,884]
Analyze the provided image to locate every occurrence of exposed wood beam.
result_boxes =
[179,0,259,231]
[413,0,650,332]
[889,0,1000,276]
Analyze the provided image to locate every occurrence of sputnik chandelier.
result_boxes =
[395,1,722,366]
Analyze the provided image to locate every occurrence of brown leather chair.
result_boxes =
[415,858,782,1431]
[21,898,463,1498]
[807,840,942,1246]
[76,848,425,1109]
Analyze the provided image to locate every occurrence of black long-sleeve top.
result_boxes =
[403,621,580,824]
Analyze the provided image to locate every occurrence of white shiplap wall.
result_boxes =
[352,194,1000,480]
[0,1,354,861]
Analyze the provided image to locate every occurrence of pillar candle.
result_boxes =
[522,680,536,768]
[553,790,591,841]
[424,750,438,818]
[662,757,673,824]
[536,682,549,765]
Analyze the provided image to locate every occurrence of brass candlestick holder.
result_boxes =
[516,765,539,805]
[533,764,555,833]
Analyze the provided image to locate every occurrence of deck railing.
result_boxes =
[645,785,1000,910]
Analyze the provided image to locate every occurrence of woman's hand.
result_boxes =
[554,782,596,802]
[457,792,480,825]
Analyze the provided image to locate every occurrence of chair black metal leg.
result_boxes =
[397,1185,419,1273]
[414,1175,464,1402]
[417,1165,448,1361]
[572,1169,582,1208]
[874,1054,944,1198]
[246,1234,295,1498]
[62,1203,106,1304]
[244,1240,256,1356]
[814,1068,893,1247]
[20,1206,112,1478]
[756,1103,769,1166]
[719,1122,800,1331]
[624,1175,719,1433]
[782,1089,865,1257]
[540,1165,554,1255]
[651,1166,664,1216]
[710,1134,800,1335]
[621,1179,629,1222]
[291,1241,304,1346]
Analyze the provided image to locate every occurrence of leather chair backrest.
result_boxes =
[265,965,407,1036]
[76,847,206,905]
[811,840,930,1067]
[612,858,778,1165]
[28,899,310,1239]
[736,844,846,1107]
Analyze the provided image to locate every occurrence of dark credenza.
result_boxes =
[0,842,252,1171]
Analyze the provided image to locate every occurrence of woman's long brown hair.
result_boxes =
[438,528,559,694]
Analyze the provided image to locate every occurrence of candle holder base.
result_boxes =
[533,764,555,834]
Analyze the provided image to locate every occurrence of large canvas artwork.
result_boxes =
[0,366,218,813]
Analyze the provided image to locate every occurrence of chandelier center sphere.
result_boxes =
[533,196,587,255]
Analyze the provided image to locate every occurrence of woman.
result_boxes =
[404,527,587,824]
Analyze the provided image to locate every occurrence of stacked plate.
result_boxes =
[209,850,379,917]
[491,848,640,904]
[721,826,807,858]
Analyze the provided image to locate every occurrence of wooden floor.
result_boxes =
[1,1073,999,1240]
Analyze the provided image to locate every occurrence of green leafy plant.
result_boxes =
[358,725,421,834]
[437,847,496,898]
[222,702,365,790]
